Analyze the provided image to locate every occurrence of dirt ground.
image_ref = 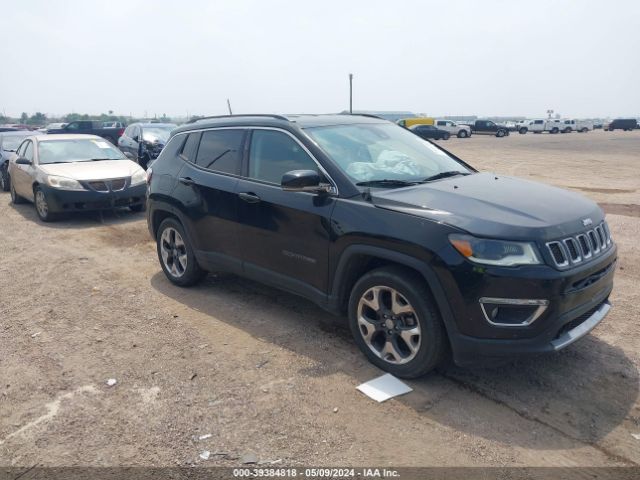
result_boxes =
[0,129,638,468]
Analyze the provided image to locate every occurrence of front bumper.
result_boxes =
[439,243,617,366]
[42,183,147,213]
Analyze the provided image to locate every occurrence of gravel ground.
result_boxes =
[0,129,638,467]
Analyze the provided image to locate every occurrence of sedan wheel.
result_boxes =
[0,166,9,192]
[34,186,57,222]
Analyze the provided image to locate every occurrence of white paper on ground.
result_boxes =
[356,373,413,402]
[632,433,640,440]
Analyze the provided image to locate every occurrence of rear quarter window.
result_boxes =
[152,134,187,176]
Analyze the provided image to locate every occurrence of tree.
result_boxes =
[27,112,47,126]
[20,112,28,123]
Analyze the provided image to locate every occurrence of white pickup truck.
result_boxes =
[518,119,564,134]
[560,119,594,133]
[434,119,472,138]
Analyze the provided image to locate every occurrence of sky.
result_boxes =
[1,0,639,119]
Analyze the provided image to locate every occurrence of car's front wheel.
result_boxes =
[156,218,206,286]
[34,186,58,222]
[348,267,448,378]
[0,165,9,192]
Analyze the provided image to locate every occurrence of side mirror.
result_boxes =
[16,157,31,165]
[281,170,331,193]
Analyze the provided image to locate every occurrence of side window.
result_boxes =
[132,126,140,140]
[180,132,201,163]
[195,129,244,175]
[16,141,26,157]
[23,141,34,161]
[66,122,80,131]
[248,130,317,184]
[437,121,445,126]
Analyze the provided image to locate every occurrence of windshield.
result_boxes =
[142,126,175,143]
[38,138,126,164]
[2,135,29,151]
[305,123,471,184]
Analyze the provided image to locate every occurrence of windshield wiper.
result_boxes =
[423,171,470,182]
[355,179,421,187]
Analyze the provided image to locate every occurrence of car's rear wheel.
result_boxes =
[551,127,559,134]
[519,128,528,134]
[457,130,468,138]
[34,186,58,222]
[156,218,206,286]
[442,133,450,140]
[10,179,24,204]
[348,267,448,378]
[496,130,505,137]
[0,165,9,192]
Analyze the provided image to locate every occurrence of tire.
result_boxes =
[519,128,528,134]
[130,203,145,213]
[551,128,559,134]
[442,133,450,140]
[34,185,58,222]
[10,178,25,204]
[496,129,505,137]
[563,128,571,133]
[580,128,588,133]
[348,266,448,378]
[156,218,206,286]
[457,130,468,138]
[0,165,9,192]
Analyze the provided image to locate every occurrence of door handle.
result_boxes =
[179,177,195,186]
[238,192,261,204]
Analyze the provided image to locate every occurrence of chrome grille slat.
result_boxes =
[546,221,612,269]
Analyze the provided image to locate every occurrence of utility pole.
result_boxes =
[349,73,353,114]
[227,99,233,115]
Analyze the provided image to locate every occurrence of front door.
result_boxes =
[12,139,36,199]
[236,128,336,300]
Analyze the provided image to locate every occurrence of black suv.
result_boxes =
[146,114,616,378]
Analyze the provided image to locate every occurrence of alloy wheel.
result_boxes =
[35,190,48,218]
[356,286,421,365]
[160,227,188,278]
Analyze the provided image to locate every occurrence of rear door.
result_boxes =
[236,128,336,299]
[172,128,246,273]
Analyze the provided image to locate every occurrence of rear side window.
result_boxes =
[248,130,317,184]
[180,132,201,162]
[195,129,244,175]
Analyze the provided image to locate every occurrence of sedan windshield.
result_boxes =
[305,123,471,184]
[38,139,126,164]
[142,126,176,143]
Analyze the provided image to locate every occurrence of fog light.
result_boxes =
[479,298,549,327]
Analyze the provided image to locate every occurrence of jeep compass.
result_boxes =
[146,114,616,378]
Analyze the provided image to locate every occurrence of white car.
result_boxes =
[519,119,564,134]
[8,134,147,221]
[560,119,594,133]
[434,119,472,138]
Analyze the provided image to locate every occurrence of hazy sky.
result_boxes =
[2,0,639,119]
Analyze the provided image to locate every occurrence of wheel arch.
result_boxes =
[329,245,458,337]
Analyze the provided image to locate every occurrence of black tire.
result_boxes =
[0,165,9,192]
[519,128,528,134]
[34,185,58,222]
[10,178,25,204]
[442,133,450,140]
[348,266,448,378]
[130,203,145,213]
[580,128,588,133]
[457,130,468,138]
[156,217,206,287]
[551,128,559,134]
[496,129,505,137]
[563,128,571,133]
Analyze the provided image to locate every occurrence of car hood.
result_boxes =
[39,160,142,181]
[371,172,603,241]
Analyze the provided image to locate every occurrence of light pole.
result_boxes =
[349,73,353,114]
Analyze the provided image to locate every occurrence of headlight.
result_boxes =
[46,175,85,191]
[449,234,542,266]
[130,169,146,186]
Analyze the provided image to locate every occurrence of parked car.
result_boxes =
[0,130,33,191]
[44,122,68,131]
[466,120,510,137]
[561,119,593,133]
[0,127,19,133]
[102,121,126,128]
[519,119,563,134]
[118,123,177,169]
[146,114,616,378]
[409,124,450,140]
[46,121,125,144]
[434,119,471,138]
[8,134,147,221]
[604,119,638,131]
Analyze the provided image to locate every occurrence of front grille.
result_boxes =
[85,178,128,193]
[545,221,612,269]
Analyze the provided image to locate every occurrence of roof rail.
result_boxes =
[340,113,387,121]
[186,114,290,124]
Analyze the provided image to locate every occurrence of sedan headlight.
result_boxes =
[130,169,147,186]
[449,234,542,266]
[46,175,85,191]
